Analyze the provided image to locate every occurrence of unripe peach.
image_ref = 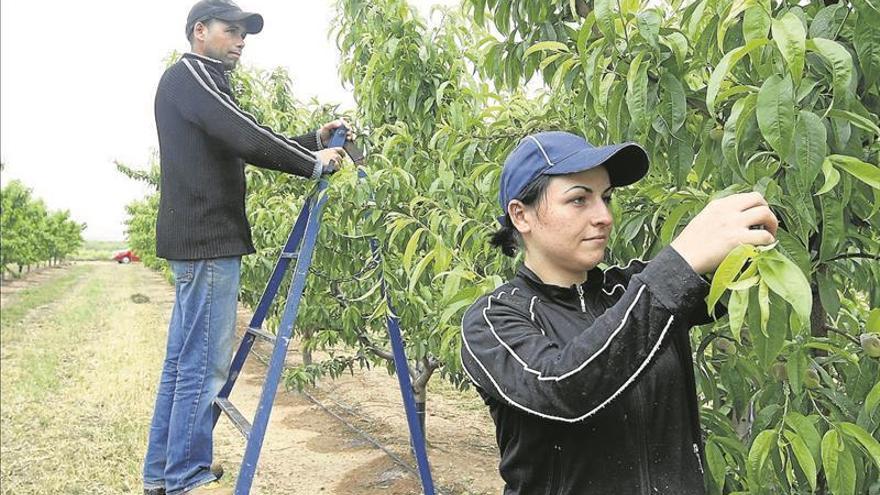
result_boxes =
[804,368,821,389]
[714,337,737,355]
[770,362,787,382]
[860,333,880,358]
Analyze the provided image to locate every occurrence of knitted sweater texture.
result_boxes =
[154,52,322,260]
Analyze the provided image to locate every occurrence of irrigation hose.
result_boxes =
[247,347,452,495]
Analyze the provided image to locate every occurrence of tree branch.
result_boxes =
[826,252,880,263]
[413,356,439,391]
[823,325,860,346]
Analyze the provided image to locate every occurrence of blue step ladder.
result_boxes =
[212,127,436,495]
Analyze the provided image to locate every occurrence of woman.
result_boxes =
[460,131,778,494]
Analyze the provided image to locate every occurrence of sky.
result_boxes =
[1,1,456,241]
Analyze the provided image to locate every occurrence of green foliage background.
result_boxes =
[1,168,85,276]
[121,1,880,492]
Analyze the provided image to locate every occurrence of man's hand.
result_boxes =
[670,192,779,274]
[319,119,355,147]
[316,147,346,172]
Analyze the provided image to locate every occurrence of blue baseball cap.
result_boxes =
[497,131,649,225]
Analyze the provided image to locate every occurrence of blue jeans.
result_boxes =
[143,257,241,494]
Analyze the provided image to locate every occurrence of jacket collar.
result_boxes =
[516,264,604,302]
[183,52,226,71]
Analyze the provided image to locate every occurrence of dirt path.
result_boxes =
[0,262,500,494]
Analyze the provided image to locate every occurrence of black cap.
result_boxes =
[185,0,264,39]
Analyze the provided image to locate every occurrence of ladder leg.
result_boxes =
[361,168,436,494]
[234,184,331,495]
[213,200,313,426]
[379,277,436,494]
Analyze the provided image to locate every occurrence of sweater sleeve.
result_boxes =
[460,246,709,422]
[166,57,323,179]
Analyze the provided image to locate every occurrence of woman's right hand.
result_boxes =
[670,192,778,274]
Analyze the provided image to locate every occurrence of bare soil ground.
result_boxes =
[0,261,500,494]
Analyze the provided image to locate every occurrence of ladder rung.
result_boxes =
[280,251,299,259]
[247,326,276,344]
[215,397,252,438]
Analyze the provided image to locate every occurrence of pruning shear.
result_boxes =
[323,124,365,175]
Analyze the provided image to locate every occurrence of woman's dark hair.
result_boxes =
[490,175,552,257]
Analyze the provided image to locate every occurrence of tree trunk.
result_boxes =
[301,327,313,366]
[412,381,427,439]
[810,280,827,356]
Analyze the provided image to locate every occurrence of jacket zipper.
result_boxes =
[633,384,652,495]
[547,443,563,495]
[576,285,586,313]
[693,443,704,474]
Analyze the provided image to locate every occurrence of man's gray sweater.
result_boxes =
[154,52,322,260]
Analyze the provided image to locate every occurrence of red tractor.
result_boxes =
[112,249,141,264]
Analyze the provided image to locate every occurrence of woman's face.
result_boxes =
[514,166,614,277]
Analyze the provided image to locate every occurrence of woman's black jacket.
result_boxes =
[460,246,719,494]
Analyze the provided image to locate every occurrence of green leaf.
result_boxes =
[756,249,812,327]
[839,422,880,469]
[828,154,880,190]
[771,12,806,84]
[827,109,880,137]
[594,0,616,41]
[728,275,759,290]
[408,250,435,293]
[661,32,689,70]
[636,9,662,50]
[822,429,857,495]
[783,430,817,492]
[806,38,854,110]
[728,287,749,343]
[793,111,827,189]
[817,270,840,319]
[660,203,692,244]
[718,0,750,51]
[668,137,696,187]
[707,244,756,312]
[659,72,687,133]
[439,298,474,327]
[853,0,880,89]
[786,348,808,395]
[743,0,771,44]
[747,429,778,484]
[819,193,844,262]
[756,74,795,160]
[786,412,822,463]
[758,278,770,336]
[706,439,726,493]
[707,39,769,116]
[403,227,425,272]
[865,380,880,416]
[627,52,650,132]
[524,41,570,57]
[809,3,847,39]
[804,342,859,364]
[816,157,842,195]
[869,309,880,333]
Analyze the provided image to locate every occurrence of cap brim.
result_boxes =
[544,142,649,187]
[215,11,264,34]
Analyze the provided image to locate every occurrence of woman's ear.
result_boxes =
[508,200,532,234]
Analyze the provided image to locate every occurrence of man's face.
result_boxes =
[193,19,247,70]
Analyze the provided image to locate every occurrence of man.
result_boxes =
[143,2,348,494]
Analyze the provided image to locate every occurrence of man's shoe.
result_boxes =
[144,489,166,495]
[185,481,233,495]
[210,462,224,480]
